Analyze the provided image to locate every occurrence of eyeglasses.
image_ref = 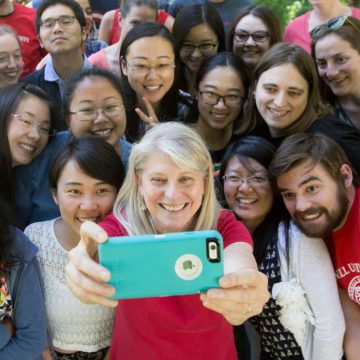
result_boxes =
[310,15,360,39]
[223,174,268,186]
[233,30,269,43]
[69,104,124,122]
[180,43,218,55]
[12,113,52,136]
[199,91,244,108]
[126,62,175,76]
[40,15,77,29]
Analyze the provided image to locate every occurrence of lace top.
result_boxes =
[25,219,115,352]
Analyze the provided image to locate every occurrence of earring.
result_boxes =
[139,201,147,212]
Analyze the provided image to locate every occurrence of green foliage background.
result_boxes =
[253,0,359,29]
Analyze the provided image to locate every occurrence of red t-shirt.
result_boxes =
[100,210,252,360]
[0,4,46,78]
[109,9,170,45]
[326,186,360,305]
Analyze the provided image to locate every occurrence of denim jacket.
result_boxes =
[0,228,46,359]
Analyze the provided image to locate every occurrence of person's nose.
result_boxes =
[237,179,253,191]
[80,195,98,211]
[190,46,202,57]
[244,35,256,46]
[273,91,287,107]
[325,62,340,79]
[164,182,179,200]
[295,195,312,212]
[27,125,41,141]
[213,97,226,109]
[93,108,108,123]
[7,56,16,69]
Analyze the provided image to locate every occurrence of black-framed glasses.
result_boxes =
[69,104,124,122]
[310,15,360,39]
[233,30,269,43]
[40,15,77,29]
[223,174,268,186]
[181,43,218,54]
[199,91,244,108]
[11,113,52,136]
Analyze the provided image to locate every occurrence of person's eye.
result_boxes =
[130,21,140,26]
[182,44,194,50]
[0,56,7,62]
[180,176,194,184]
[200,43,213,50]
[97,188,110,194]
[228,175,240,182]
[306,185,319,193]
[289,90,302,97]
[79,108,95,115]
[133,64,147,71]
[104,105,118,112]
[204,91,217,98]
[61,16,73,25]
[68,189,81,195]
[264,86,276,93]
[157,63,171,69]
[282,192,295,200]
[234,32,248,41]
[253,32,268,41]
[316,60,326,69]
[39,127,50,134]
[252,176,267,183]
[226,94,241,101]
[335,56,348,64]
[151,177,166,184]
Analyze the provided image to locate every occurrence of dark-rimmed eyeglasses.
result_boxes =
[233,30,269,43]
[40,15,77,29]
[12,113,52,136]
[69,104,124,122]
[310,15,360,39]
[181,43,218,54]
[199,91,244,108]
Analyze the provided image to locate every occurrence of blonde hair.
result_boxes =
[113,122,220,234]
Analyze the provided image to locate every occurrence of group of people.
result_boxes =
[0,0,359,359]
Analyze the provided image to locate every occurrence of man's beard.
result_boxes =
[293,186,349,238]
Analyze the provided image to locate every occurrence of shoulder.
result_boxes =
[99,213,128,237]
[22,68,45,83]
[216,210,253,248]
[10,227,38,262]
[14,3,36,16]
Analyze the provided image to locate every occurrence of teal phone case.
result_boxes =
[98,230,224,299]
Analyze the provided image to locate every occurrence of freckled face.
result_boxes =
[255,63,309,135]
[137,151,205,233]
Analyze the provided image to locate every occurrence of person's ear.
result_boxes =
[120,57,128,76]
[340,164,353,188]
[52,190,59,205]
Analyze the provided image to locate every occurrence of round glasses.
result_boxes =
[199,91,244,108]
[233,31,269,43]
[69,104,124,122]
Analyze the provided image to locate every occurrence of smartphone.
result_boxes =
[98,230,224,299]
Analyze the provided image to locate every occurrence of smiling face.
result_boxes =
[68,76,126,148]
[255,63,309,136]
[53,159,117,237]
[121,36,175,108]
[233,14,271,69]
[179,23,219,74]
[7,94,50,167]
[137,151,205,233]
[39,4,86,55]
[223,156,273,232]
[315,33,360,98]
[0,33,23,88]
[276,160,351,238]
[197,66,245,131]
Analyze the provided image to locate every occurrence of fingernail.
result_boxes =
[100,270,110,282]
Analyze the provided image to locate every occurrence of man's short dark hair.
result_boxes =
[269,133,360,187]
[36,0,86,34]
